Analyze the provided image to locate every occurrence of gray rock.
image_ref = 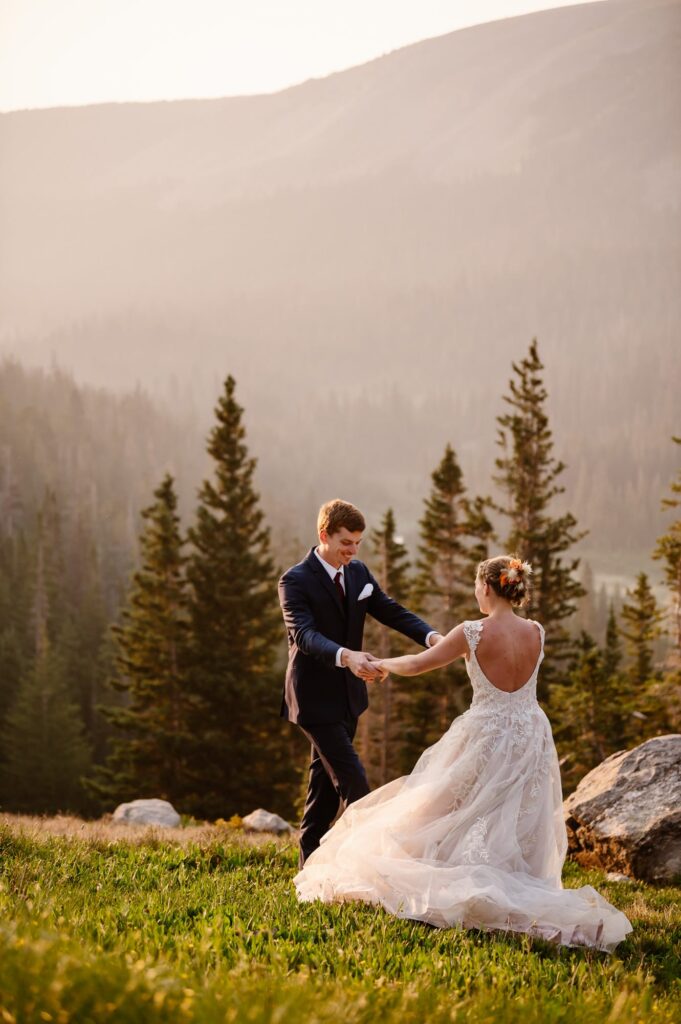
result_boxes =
[242,808,292,834]
[605,872,634,883]
[113,798,181,828]
[564,734,681,884]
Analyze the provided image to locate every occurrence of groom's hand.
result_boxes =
[428,633,444,647]
[365,653,389,681]
[342,649,382,681]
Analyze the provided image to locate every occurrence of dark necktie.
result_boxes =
[334,570,345,604]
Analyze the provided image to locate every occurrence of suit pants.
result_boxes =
[297,710,370,867]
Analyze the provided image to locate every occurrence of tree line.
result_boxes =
[0,344,678,817]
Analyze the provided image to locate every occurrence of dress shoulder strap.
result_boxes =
[463,619,484,654]
[530,619,546,652]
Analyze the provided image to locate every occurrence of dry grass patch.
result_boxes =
[0,812,295,849]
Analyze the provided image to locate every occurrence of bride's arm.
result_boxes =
[375,623,469,677]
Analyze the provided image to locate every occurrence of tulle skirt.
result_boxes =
[294,704,632,952]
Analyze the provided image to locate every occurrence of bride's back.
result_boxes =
[472,616,542,693]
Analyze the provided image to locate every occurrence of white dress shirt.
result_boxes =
[314,548,347,667]
[314,547,438,668]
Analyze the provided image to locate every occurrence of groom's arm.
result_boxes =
[279,574,378,678]
[278,573,341,668]
[366,571,440,647]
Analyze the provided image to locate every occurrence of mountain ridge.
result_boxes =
[0,0,679,563]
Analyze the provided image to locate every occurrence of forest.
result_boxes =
[2,0,679,572]
[0,341,678,819]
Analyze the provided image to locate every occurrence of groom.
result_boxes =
[278,498,442,866]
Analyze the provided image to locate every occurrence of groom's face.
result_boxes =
[319,527,364,568]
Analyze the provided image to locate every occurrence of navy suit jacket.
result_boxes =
[278,547,435,725]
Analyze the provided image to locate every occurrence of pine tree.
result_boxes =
[27,488,67,646]
[602,584,676,750]
[54,507,112,765]
[574,562,596,635]
[653,436,681,658]
[185,376,295,819]
[620,573,663,686]
[0,531,31,740]
[551,634,619,791]
[414,445,474,623]
[549,625,661,792]
[360,509,411,785]
[88,474,192,806]
[594,583,610,643]
[0,518,90,813]
[410,445,494,752]
[494,340,586,691]
[465,494,497,572]
[599,606,642,746]
[603,604,623,679]
[551,614,668,793]
[0,648,91,813]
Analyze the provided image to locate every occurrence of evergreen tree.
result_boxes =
[359,509,411,785]
[465,494,497,571]
[603,586,675,752]
[185,376,295,819]
[594,583,610,643]
[653,436,681,658]
[574,562,596,636]
[54,508,112,764]
[603,604,623,679]
[24,489,67,647]
[89,474,192,806]
[0,647,91,813]
[494,340,586,690]
[410,445,494,750]
[599,607,640,745]
[551,633,622,792]
[620,573,663,686]
[414,445,474,623]
[551,616,668,793]
[0,531,31,742]
[0,515,90,812]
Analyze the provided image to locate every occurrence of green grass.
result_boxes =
[0,823,679,1023]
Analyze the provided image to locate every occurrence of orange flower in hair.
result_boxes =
[500,559,533,589]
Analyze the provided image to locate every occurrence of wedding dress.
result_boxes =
[294,619,632,952]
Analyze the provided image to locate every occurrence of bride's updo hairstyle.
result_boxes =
[477,555,533,609]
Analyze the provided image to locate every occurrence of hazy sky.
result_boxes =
[1,0,603,112]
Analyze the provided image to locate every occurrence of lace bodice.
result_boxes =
[463,618,545,715]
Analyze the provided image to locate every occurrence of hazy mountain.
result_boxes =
[0,0,679,568]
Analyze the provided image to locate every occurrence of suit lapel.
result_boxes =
[306,548,346,617]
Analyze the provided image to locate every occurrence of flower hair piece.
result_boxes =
[478,554,533,608]
[500,558,533,588]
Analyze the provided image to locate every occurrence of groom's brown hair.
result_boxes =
[318,499,366,537]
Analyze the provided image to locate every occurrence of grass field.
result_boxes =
[0,815,679,1024]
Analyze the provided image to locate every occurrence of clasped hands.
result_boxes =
[342,633,443,683]
[342,649,388,682]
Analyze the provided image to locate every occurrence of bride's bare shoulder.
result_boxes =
[480,615,543,648]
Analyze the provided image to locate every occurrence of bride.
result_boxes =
[294,555,632,952]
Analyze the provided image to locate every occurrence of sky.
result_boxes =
[0,0,604,113]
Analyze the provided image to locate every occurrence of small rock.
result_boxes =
[564,734,681,884]
[113,798,181,828]
[606,872,634,883]
[242,808,292,834]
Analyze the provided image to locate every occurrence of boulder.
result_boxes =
[242,808,293,834]
[564,734,681,884]
[113,798,181,828]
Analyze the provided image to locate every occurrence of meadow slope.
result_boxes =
[0,815,679,1023]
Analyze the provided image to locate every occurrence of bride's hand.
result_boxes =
[366,654,389,681]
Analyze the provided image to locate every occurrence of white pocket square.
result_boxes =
[357,583,374,601]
